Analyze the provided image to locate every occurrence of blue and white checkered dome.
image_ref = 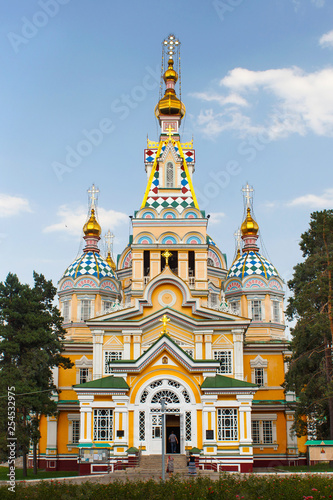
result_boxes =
[62,251,116,280]
[227,251,279,280]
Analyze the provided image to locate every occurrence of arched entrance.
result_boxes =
[135,378,194,454]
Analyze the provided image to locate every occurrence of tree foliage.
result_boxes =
[0,272,72,474]
[285,210,333,439]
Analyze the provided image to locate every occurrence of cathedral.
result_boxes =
[37,35,306,473]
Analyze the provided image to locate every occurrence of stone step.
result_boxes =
[139,454,187,471]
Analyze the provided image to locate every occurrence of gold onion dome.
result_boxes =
[83,208,101,237]
[106,252,116,271]
[241,207,259,236]
[155,58,186,119]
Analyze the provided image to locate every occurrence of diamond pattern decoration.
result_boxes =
[146,196,195,214]
[63,251,116,279]
[227,251,279,279]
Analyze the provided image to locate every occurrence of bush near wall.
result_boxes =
[0,475,332,499]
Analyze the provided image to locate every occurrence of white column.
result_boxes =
[78,395,94,443]
[237,394,253,454]
[123,334,131,358]
[204,333,213,359]
[92,330,104,379]
[232,329,244,380]
[195,334,203,359]
[133,335,141,359]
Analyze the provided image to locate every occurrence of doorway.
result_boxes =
[166,414,180,454]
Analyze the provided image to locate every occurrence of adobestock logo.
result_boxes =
[7,0,71,54]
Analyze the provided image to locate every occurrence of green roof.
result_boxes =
[74,375,129,390]
[57,400,79,405]
[77,443,113,448]
[201,374,256,389]
[305,440,333,446]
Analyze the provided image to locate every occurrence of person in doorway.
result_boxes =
[168,430,178,453]
[188,453,196,475]
[166,455,174,477]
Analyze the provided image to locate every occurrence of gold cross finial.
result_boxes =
[162,249,172,266]
[159,314,170,335]
[165,125,174,139]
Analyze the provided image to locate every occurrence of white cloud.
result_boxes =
[209,212,225,224]
[44,205,128,235]
[288,188,333,208]
[319,30,333,48]
[192,66,333,139]
[0,194,32,218]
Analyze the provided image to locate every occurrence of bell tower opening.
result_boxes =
[161,250,178,274]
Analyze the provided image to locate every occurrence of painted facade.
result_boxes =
[37,35,305,473]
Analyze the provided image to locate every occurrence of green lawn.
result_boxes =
[273,462,333,473]
[0,466,78,481]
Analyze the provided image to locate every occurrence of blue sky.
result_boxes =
[1,0,333,311]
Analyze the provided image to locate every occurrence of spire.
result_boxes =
[155,34,185,136]
[240,183,259,252]
[83,184,101,253]
[105,230,116,271]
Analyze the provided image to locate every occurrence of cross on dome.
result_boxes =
[242,183,254,208]
[163,34,180,57]
[105,230,115,254]
[234,228,242,251]
[88,184,99,209]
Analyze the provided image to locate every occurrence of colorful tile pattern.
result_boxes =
[227,251,279,279]
[144,145,196,214]
[63,251,116,279]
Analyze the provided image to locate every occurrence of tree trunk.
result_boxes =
[33,441,37,475]
[22,450,27,477]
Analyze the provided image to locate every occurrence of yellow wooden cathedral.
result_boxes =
[37,35,305,474]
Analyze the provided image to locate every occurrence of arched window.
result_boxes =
[166,162,174,188]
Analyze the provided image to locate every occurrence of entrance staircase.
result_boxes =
[139,454,188,474]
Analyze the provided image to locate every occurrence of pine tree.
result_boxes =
[286,210,333,439]
[0,272,72,475]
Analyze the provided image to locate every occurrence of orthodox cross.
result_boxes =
[162,249,172,266]
[242,183,253,208]
[162,34,180,57]
[165,125,174,139]
[88,184,99,209]
[159,314,170,335]
[234,228,242,250]
[105,230,115,254]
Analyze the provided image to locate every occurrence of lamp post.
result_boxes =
[160,398,166,481]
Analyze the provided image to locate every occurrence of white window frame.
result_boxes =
[75,356,93,385]
[251,299,262,321]
[67,414,80,446]
[165,161,175,188]
[254,367,265,387]
[250,355,268,388]
[230,300,240,315]
[93,409,113,441]
[77,296,95,322]
[251,414,277,445]
[61,299,71,323]
[272,299,281,323]
[104,350,123,374]
[102,300,113,313]
[214,350,233,375]
[217,408,238,441]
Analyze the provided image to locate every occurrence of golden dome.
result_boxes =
[241,207,259,236]
[164,57,178,83]
[83,208,101,237]
[155,57,185,119]
[106,252,116,271]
